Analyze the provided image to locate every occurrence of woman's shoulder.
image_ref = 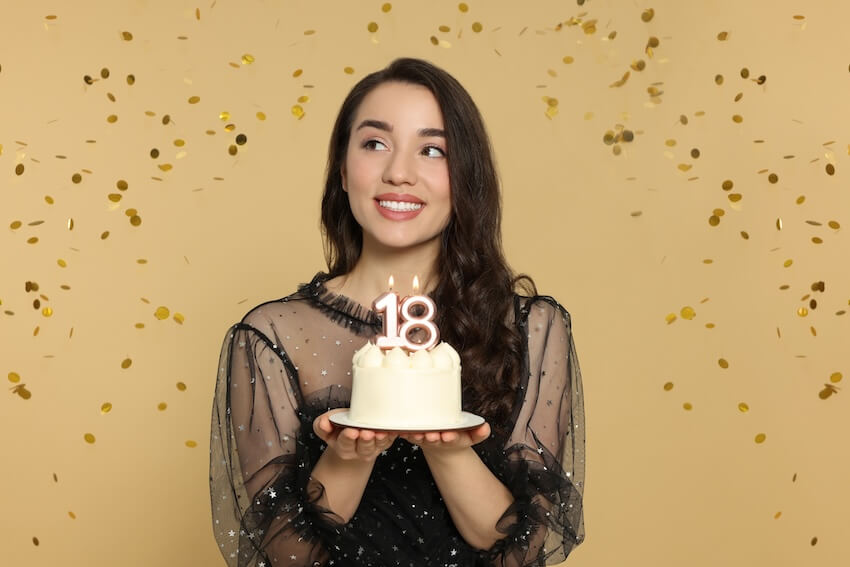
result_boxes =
[236,272,329,335]
[514,292,572,329]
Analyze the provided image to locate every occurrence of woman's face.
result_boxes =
[342,81,451,253]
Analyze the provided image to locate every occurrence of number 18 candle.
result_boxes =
[373,275,439,351]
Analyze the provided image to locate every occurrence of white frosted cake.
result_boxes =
[349,342,462,428]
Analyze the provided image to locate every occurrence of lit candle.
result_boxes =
[373,275,440,351]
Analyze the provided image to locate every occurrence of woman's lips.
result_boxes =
[373,193,425,220]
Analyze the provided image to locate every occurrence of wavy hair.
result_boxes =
[320,57,536,433]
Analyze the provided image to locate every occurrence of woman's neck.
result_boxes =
[327,238,441,309]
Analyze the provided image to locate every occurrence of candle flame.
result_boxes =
[413,275,420,293]
[388,275,394,290]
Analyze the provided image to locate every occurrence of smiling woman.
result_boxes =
[210,57,586,567]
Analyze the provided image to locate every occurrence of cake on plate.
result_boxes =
[345,341,466,429]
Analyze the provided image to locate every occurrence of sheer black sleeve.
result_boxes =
[209,318,345,567]
[482,297,586,566]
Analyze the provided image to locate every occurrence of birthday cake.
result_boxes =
[348,341,463,429]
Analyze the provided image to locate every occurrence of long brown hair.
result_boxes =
[320,57,536,432]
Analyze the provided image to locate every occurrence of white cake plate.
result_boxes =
[329,410,485,432]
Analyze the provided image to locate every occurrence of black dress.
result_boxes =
[210,273,585,566]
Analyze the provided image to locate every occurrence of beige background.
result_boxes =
[2,1,848,565]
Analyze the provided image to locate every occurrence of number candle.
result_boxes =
[373,275,440,351]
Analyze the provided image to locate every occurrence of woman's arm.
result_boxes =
[404,424,514,551]
[309,410,397,522]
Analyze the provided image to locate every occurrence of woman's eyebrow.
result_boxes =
[356,119,445,138]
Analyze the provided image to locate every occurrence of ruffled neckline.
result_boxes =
[298,272,382,335]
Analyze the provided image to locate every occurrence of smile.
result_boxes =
[377,200,423,212]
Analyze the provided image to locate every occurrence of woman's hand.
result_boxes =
[313,408,397,462]
[399,422,491,454]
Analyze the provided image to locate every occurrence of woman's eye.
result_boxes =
[423,145,445,158]
[363,139,388,151]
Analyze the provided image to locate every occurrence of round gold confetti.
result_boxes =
[228,145,238,156]
[42,307,53,317]
[106,114,118,123]
[382,3,392,13]
[108,193,122,202]
[665,313,677,324]
[158,163,173,172]
[740,67,749,79]
[708,215,720,226]
[241,54,255,65]
[15,163,25,175]
[154,306,170,320]
[188,95,200,104]
[717,31,728,41]
[185,440,198,448]
[721,179,733,191]
[812,237,823,244]
[828,220,840,229]
[734,92,743,102]
[798,307,808,317]
[176,381,187,391]
[130,215,142,226]
[738,402,749,412]
[471,22,483,33]
[458,2,468,12]
[825,163,835,175]
[173,313,185,324]
[796,195,806,204]
[224,123,236,132]
[121,358,132,369]
[714,74,724,85]
[84,433,96,444]
[135,323,144,329]
[663,382,673,391]
[297,95,310,104]
[158,402,167,411]
[235,133,247,145]
[100,231,110,240]
[831,372,843,383]
[647,36,660,48]
[754,433,766,444]
[641,8,654,22]
[126,74,135,85]
[10,220,21,230]
[33,537,39,546]
[683,402,693,411]
[71,173,82,184]
[122,31,133,41]
[27,237,39,244]
[774,511,781,519]
[256,111,266,120]
[718,358,729,369]
[292,68,302,77]
[368,22,378,33]
[57,259,67,268]
[8,372,20,383]
[45,196,55,204]
[768,173,779,184]
[680,306,696,320]
[291,104,305,119]
[116,179,128,190]
[563,55,574,64]
[100,402,112,414]
[343,66,354,74]
[811,537,818,546]
[728,193,742,202]
[101,67,110,79]
[783,259,793,268]
[126,208,137,217]
[732,114,743,123]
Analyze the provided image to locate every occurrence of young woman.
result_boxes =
[210,57,585,567]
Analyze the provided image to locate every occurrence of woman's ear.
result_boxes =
[340,165,347,192]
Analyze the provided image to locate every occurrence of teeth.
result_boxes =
[378,200,423,212]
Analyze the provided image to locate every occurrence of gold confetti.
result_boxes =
[683,402,693,411]
[8,372,20,383]
[100,231,110,240]
[609,71,630,87]
[158,163,173,172]
[303,29,316,35]
[12,384,32,400]
[121,358,132,369]
[768,173,779,184]
[796,195,805,205]
[458,2,468,12]
[188,95,200,104]
[732,114,743,123]
[774,511,781,519]
[776,218,783,230]
[291,104,305,119]
[241,54,255,65]
[665,313,677,324]
[708,215,720,226]
[738,402,749,412]
[228,145,238,156]
[754,433,766,444]
[793,15,806,20]
[343,66,354,74]
[84,433,96,444]
[185,440,198,448]
[680,306,696,320]
[126,74,135,85]
[33,537,39,546]
[718,358,729,369]
[812,237,823,244]
[717,31,729,41]
[472,22,483,33]
[563,55,574,64]
[196,7,200,19]
[173,313,185,324]
[798,307,808,317]
[292,68,303,78]
[42,307,53,317]
[69,511,77,519]
[122,31,133,41]
[783,259,793,268]
[45,195,55,204]
[663,382,674,391]
[382,3,392,13]
[158,402,167,411]
[130,215,142,226]
[641,8,655,22]
[256,111,266,120]
[101,402,112,414]
[27,237,39,244]
[811,537,818,546]
[825,163,835,175]
[177,381,187,391]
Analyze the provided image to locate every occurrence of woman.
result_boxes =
[210,57,585,566]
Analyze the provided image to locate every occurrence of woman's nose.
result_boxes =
[382,150,417,186]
